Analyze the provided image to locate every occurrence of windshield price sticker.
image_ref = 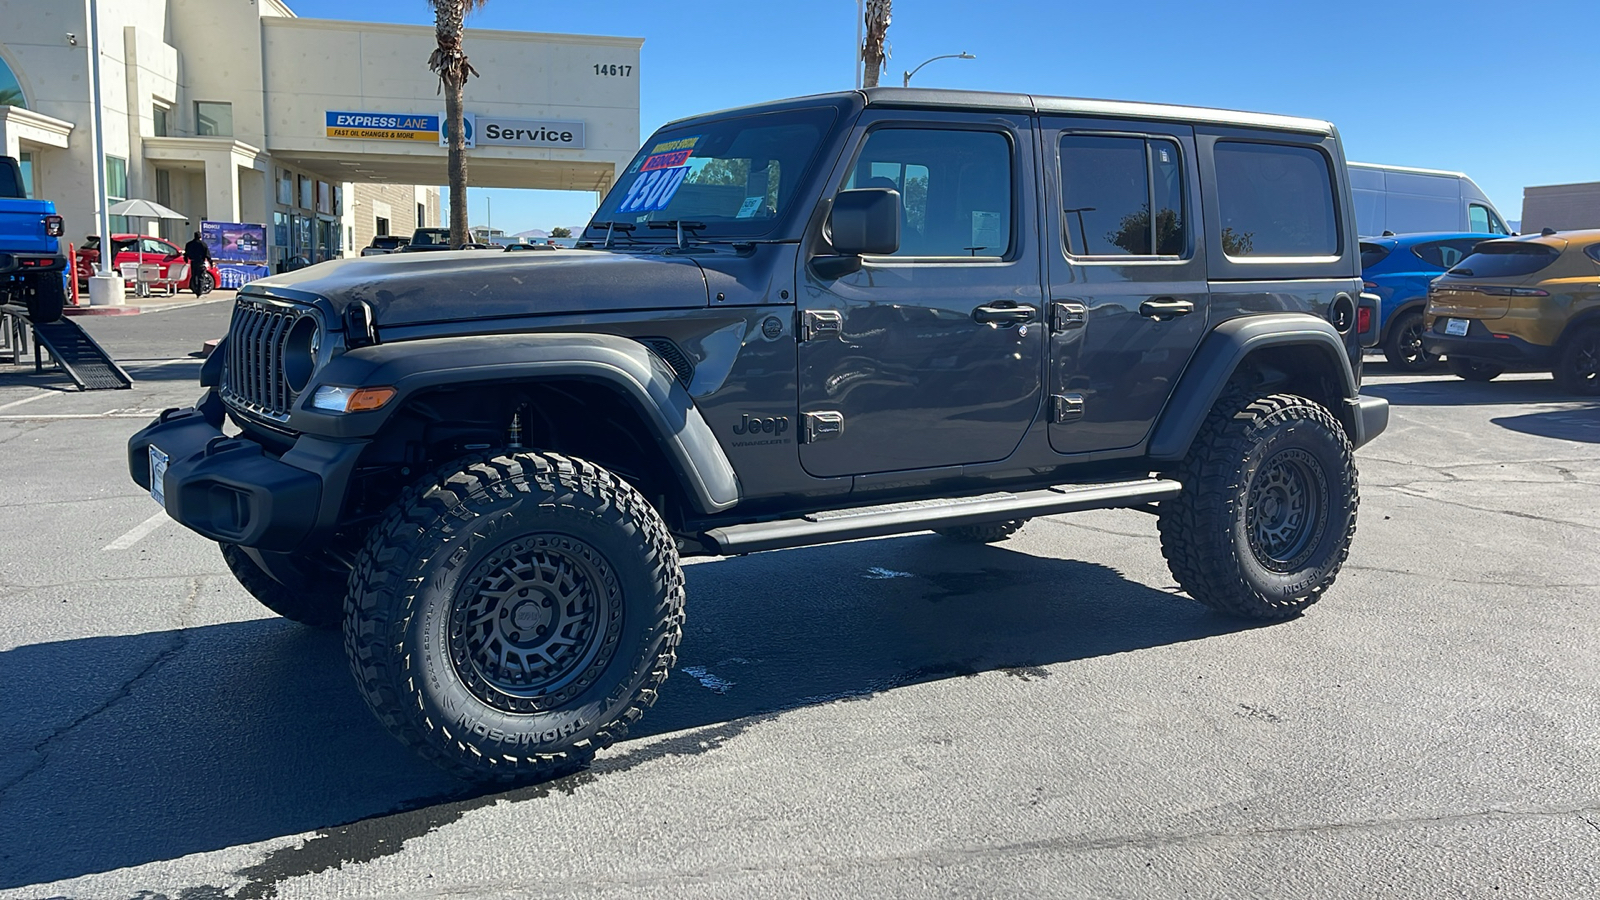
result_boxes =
[737,196,764,218]
[649,135,700,155]
[641,149,693,171]
[617,166,691,213]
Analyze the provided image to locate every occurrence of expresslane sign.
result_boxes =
[325,112,440,142]
[476,117,586,149]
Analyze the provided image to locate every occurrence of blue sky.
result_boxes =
[294,0,1598,233]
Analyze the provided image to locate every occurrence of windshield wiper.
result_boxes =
[647,220,706,249]
[586,220,638,249]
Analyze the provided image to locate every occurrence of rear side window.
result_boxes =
[1585,244,1600,265]
[1448,242,1560,278]
[1058,135,1187,257]
[1214,142,1339,258]
[1360,242,1391,269]
[1411,239,1479,270]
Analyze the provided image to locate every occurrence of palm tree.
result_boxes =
[861,0,891,89]
[0,88,24,109]
[428,0,487,249]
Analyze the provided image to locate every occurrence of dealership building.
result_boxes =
[0,0,641,272]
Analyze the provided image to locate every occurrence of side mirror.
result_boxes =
[830,188,900,256]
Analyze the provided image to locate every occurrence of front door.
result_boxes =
[797,112,1044,478]
[1040,118,1208,455]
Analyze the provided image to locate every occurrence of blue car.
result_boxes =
[1362,232,1498,370]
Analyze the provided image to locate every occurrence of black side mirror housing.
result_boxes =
[830,188,901,256]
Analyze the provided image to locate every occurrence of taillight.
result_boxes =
[1357,306,1372,334]
[44,215,64,237]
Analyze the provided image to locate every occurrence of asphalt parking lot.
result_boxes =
[1,305,1597,899]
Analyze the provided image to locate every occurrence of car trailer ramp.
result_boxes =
[24,315,133,390]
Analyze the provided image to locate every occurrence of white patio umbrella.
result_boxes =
[104,198,188,283]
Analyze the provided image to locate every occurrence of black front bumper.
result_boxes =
[127,391,367,551]
[1421,318,1552,366]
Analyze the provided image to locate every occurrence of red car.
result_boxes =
[74,234,220,293]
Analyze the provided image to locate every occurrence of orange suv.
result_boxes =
[1423,229,1600,395]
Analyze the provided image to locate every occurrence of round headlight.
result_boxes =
[283,316,319,393]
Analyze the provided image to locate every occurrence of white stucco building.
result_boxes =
[0,0,641,270]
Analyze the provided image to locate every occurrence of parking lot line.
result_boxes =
[103,510,170,550]
[0,391,54,412]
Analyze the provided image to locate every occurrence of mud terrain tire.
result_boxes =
[345,451,684,783]
[1158,393,1357,619]
[220,543,346,628]
[25,274,66,324]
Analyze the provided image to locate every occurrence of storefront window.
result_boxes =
[298,175,313,210]
[106,155,128,233]
[17,151,32,199]
[277,169,293,206]
[195,101,233,137]
[316,180,332,215]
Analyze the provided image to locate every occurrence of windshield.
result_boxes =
[1447,242,1560,279]
[590,107,837,239]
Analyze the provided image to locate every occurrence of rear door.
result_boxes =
[1039,117,1208,455]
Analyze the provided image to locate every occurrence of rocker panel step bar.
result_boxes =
[703,478,1182,555]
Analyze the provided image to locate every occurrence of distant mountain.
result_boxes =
[513,228,548,239]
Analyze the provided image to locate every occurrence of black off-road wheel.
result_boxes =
[1158,393,1358,619]
[1447,357,1504,382]
[1381,310,1439,371]
[24,275,66,324]
[220,543,347,628]
[1553,326,1600,396]
[935,519,1027,544]
[345,451,684,783]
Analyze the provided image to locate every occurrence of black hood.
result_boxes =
[245,249,710,327]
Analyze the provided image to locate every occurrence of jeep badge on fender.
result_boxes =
[127,87,1387,784]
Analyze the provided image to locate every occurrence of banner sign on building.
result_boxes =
[326,111,441,142]
[475,116,585,149]
[202,220,270,288]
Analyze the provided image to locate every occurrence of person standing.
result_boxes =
[183,231,212,297]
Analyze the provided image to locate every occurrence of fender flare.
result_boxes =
[287,332,740,513]
[1554,307,1600,353]
[1147,314,1363,461]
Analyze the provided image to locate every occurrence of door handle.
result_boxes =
[1138,298,1195,320]
[972,303,1037,326]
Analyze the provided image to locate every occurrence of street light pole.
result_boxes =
[902,51,975,87]
[87,0,112,275]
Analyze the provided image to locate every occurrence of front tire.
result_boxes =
[1447,357,1504,382]
[1158,393,1358,619]
[345,451,684,783]
[1553,325,1600,396]
[1381,310,1439,371]
[220,544,346,628]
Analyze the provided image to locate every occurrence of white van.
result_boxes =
[1349,162,1512,238]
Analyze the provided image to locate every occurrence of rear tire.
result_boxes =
[935,519,1026,544]
[220,543,346,629]
[1381,310,1439,371]
[1553,325,1600,396]
[24,274,66,323]
[345,451,684,783]
[1158,393,1358,620]
[1447,357,1505,382]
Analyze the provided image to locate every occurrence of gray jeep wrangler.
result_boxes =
[129,88,1388,783]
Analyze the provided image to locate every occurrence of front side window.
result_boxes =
[594,107,837,238]
[1469,203,1508,235]
[844,128,1012,258]
[195,101,233,137]
[1214,142,1338,258]
[1059,135,1186,257]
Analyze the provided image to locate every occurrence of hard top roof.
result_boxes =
[663,87,1335,136]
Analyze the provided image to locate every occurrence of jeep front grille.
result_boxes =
[221,299,311,422]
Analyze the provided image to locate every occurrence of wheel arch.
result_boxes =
[291,332,740,516]
[1554,307,1600,354]
[1379,297,1428,341]
[1147,314,1365,461]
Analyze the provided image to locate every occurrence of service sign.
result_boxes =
[475,117,586,149]
[325,111,440,142]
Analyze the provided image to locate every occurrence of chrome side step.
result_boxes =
[702,478,1182,555]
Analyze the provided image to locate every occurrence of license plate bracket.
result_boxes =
[148,445,169,507]
[1445,318,1470,337]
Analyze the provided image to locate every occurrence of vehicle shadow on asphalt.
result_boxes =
[0,533,1255,890]
[1362,375,1570,407]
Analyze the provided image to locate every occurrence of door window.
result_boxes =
[1059,135,1187,257]
[141,238,173,256]
[1468,203,1509,235]
[1214,142,1338,258]
[844,128,1012,258]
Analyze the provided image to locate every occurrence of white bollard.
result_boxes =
[87,272,124,307]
